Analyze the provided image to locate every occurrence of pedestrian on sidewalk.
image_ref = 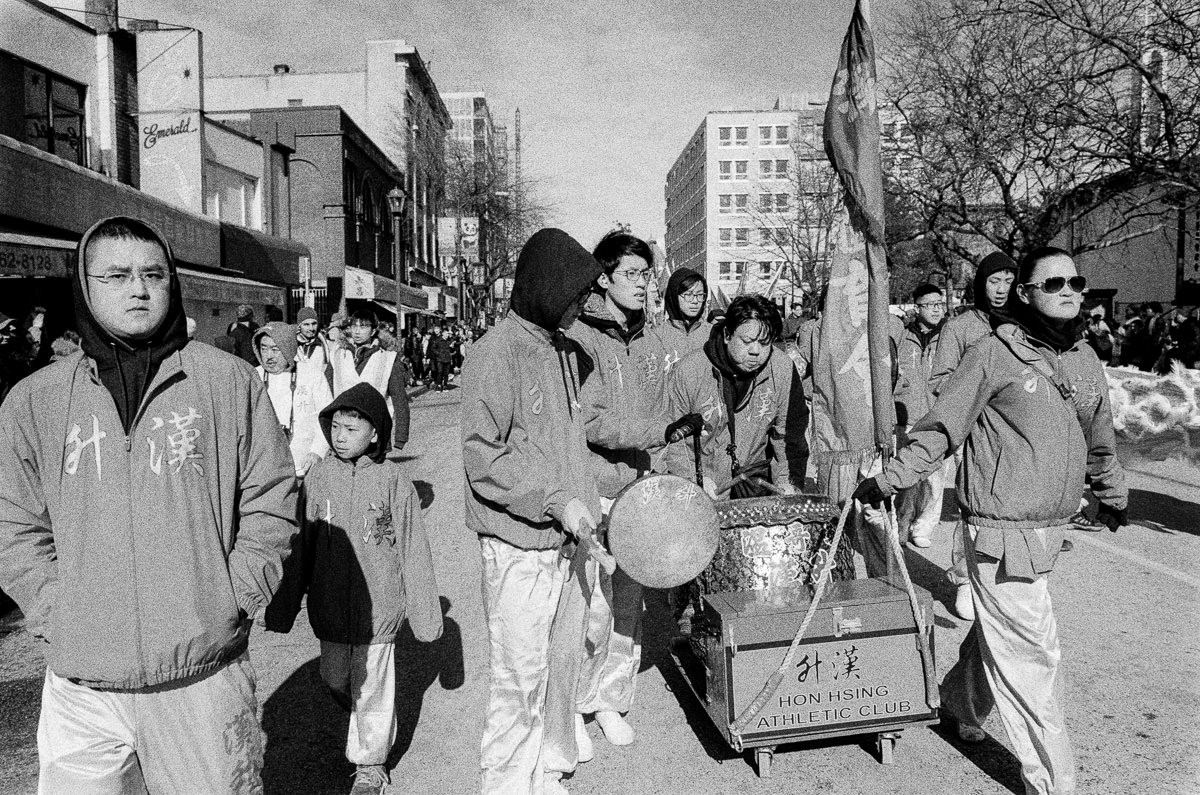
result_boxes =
[854,247,1128,795]
[227,303,260,365]
[462,228,608,795]
[253,321,332,477]
[300,383,443,795]
[656,266,711,364]
[429,327,455,390]
[0,216,298,792]
[296,306,334,389]
[330,309,410,453]
[566,230,672,759]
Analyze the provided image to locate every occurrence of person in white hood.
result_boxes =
[253,321,332,476]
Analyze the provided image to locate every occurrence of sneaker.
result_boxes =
[575,713,594,763]
[908,536,932,549]
[1069,512,1105,532]
[595,710,635,746]
[349,764,389,795]
[952,583,975,622]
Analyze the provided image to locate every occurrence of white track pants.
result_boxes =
[319,641,397,766]
[37,655,263,795]
[576,565,643,715]
[941,526,1076,795]
[479,538,592,795]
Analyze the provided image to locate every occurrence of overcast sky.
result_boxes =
[114,0,897,248]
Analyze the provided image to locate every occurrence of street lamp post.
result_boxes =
[387,186,409,330]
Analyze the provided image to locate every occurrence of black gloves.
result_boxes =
[665,412,706,443]
[1096,503,1127,533]
[851,476,887,507]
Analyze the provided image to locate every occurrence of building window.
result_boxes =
[719,261,733,279]
[719,228,732,247]
[206,162,259,227]
[759,193,774,212]
[287,98,303,106]
[776,159,789,178]
[759,261,773,278]
[734,193,749,212]
[735,126,748,146]
[734,160,748,180]
[719,160,732,180]
[776,193,789,212]
[718,126,732,146]
[759,125,772,145]
[775,125,789,144]
[734,228,749,247]
[9,56,87,166]
[759,228,774,247]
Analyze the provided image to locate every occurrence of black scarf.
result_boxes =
[991,301,1084,354]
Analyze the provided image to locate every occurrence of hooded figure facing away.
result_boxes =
[253,321,332,476]
[462,228,606,795]
[0,216,298,793]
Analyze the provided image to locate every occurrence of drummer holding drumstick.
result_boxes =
[663,295,809,500]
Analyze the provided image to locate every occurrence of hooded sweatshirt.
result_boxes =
[569,293,672,500]
[929,251,1017,394]
[253,322,332,473]
[657,267,712,364]
[74,217,189,433]
[462,228,603,549]
[300,383,443,644]
[893,317,943,426]
[0,216,298,688]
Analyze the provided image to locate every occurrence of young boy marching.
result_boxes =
[304,382,443,795]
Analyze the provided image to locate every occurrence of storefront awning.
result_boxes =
[371,299,440,318]
[220,223,310,286]
[0,230,75,278]
[178,266,286,307]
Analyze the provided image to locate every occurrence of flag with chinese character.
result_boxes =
[812,0,895,501]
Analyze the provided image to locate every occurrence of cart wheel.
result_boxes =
[754,747,774,778]
[877,733,897,765]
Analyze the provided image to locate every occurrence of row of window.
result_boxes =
[716,260,787,280]
[718,160,790,181]
[718,193,790,213]
[718,125,790,147]
[718,227,792,248]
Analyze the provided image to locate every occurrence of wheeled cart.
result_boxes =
[671,577,940,778]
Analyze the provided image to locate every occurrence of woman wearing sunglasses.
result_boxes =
[853,246,1127,795]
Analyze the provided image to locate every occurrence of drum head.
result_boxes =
[607,474,719,589]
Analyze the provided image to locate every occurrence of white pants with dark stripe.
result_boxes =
[318,641,397,766]
[37,655,263,795]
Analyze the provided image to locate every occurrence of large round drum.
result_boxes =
[698,493,854,594]
[607,474,720,589]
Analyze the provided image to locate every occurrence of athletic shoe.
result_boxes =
[595,711,635,746]
[952,583,975,622]
[1069,512,1106,532]
[908,536,932,549]
[349,765,389,795]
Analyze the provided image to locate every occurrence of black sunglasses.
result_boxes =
[1023,276,1086,294]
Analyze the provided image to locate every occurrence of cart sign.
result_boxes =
[734,632,929,736]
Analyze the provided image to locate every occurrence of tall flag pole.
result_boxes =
[811,0,896,502]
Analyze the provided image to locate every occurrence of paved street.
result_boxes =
[1,386,1198,794]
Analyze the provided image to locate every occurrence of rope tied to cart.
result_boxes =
[726,497,939,750]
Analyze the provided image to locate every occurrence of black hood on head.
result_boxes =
[508,228,604,331]
[973,251,1017,313]
[74,216,189,433]
[319,382,392,463]
[664,267,707,324]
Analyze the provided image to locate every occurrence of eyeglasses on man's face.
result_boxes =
[916,301,945,310]
[1024,276,1086,294]
[679,289,705,302]
[86,268,170,289]
[613,268,651,285]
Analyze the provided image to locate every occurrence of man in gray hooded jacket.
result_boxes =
[0,217,298,793]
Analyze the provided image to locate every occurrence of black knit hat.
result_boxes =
[319,382,392,463]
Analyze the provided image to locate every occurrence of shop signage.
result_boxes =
[0,241,71,278]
